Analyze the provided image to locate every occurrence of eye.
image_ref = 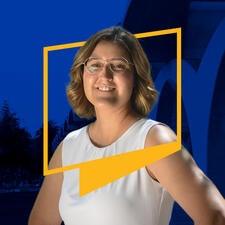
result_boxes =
[86,60,103,73]
[111,62,128,72]
[89,62,102,68]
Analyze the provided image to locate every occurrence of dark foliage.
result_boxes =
[0,101,59,191]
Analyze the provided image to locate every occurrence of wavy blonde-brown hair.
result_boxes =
[66,26,158,119]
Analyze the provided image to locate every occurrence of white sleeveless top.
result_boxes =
[59,119,174,225]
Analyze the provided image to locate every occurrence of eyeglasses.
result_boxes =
[83,57,133,74]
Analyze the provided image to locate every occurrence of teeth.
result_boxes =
[98,86,114,91]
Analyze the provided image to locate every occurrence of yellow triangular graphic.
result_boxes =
[79,142,180,196]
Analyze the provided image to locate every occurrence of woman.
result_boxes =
[28,26,225,225]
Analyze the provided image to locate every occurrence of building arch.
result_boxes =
[208,51,225,195]
[151,17,225,172]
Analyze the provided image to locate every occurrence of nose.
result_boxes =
[98,63,113,80]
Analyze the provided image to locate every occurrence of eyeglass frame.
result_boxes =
[82,56,134,74]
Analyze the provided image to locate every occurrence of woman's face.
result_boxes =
[83,40,134,112]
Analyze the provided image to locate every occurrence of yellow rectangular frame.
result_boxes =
[43,27,182,176]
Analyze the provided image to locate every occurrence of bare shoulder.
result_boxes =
[145,123,194,177]
[145,123,177,147]
[145,123,188,179]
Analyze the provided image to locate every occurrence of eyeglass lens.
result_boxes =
[84,58,131,73]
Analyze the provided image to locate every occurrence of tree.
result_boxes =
[28,120,59,174]
[0,101,31,168]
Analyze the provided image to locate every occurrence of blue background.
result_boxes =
[0,0,225,224]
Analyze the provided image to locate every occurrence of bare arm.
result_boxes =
[28,142,63,225]
[146,125,225,225]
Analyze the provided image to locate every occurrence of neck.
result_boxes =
[88,106,142,147]
[95,105,138,127]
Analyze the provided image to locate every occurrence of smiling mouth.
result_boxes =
[97,86,115,92]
